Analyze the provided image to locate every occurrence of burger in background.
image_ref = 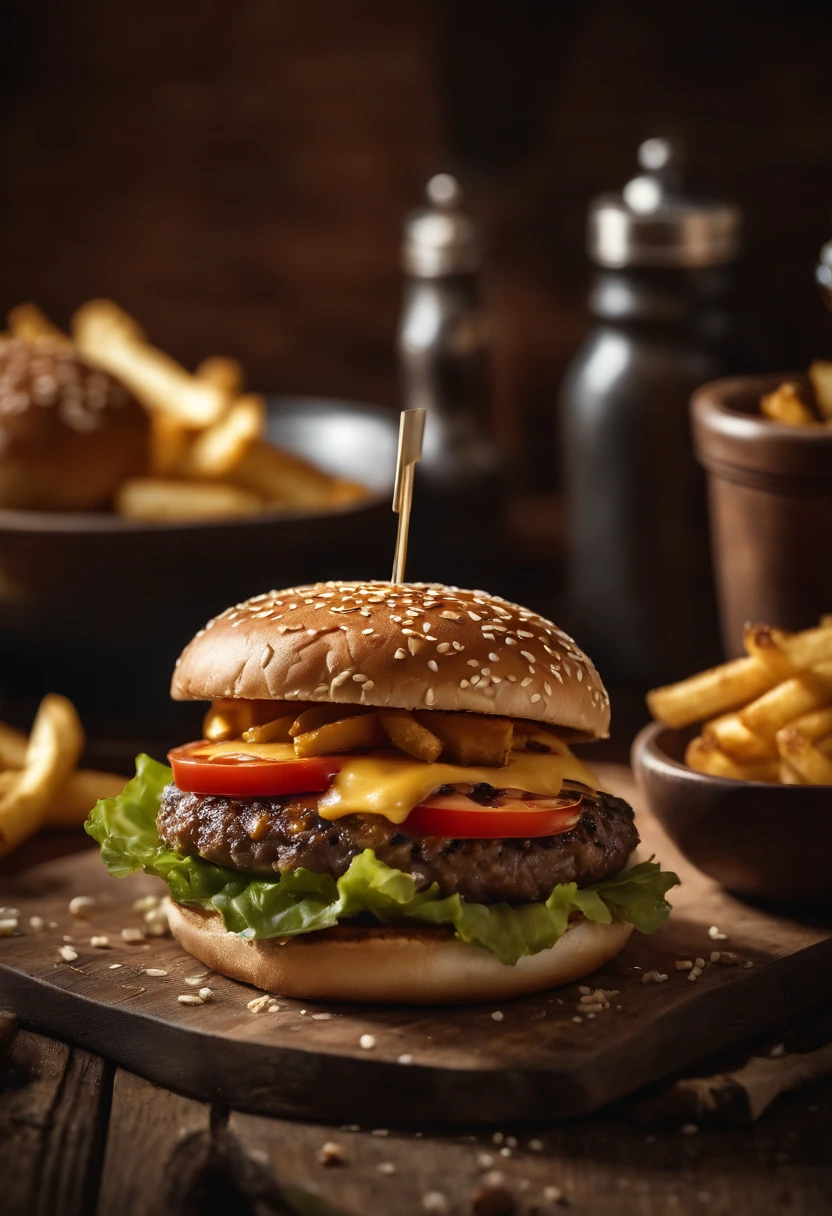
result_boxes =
[87,581,678,1004]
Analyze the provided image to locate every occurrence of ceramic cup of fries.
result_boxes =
[692,373,832,657]
[632,617,832,907]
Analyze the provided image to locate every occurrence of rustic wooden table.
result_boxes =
[2,766,832,1214]
[3,1024,831,1216]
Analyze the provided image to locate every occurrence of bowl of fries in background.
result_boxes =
[692,370,832,657]
[0,302,396,731]
[632,618,832,908]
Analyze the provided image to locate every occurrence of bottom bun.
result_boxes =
[165,901,633,1005]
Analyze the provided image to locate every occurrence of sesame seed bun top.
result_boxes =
[171,582,611,740]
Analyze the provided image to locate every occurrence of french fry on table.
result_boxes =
[0,695,84,857]
[0,721,29,769]
[72,300,232,427]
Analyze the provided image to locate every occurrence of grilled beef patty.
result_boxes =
[158,784,639,904]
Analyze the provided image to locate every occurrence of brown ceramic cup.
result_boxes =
[691,374,832,657]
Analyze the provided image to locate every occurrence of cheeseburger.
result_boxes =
[88,582,677,1003]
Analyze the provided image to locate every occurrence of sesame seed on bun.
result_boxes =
[171,581,611,740]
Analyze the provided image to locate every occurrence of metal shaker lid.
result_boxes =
[401,174,481,277]
[588,139,742,269]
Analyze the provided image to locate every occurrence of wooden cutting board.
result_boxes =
[1,765,831,1125]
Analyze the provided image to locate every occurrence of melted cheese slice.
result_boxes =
[192,740,599,824]
[317,749,599,823]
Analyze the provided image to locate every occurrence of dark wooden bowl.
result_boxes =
[632,720,832,910]
[0,397,397,733]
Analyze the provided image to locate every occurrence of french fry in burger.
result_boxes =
[86,582,678,1005]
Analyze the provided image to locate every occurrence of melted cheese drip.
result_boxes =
[192,740,599,824]
[317,749,598,823]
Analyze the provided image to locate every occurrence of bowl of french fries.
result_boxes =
[0,301,396,721]
[632,618,832,908]
[692,371,832,657]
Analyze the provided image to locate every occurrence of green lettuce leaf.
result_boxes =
[86,755,680,967]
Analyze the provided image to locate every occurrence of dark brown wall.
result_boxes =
[2,0,832,488]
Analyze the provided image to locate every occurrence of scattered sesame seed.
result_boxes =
[694,957,706,969]
[572,1016,583,1023]
[145,968,168,977]
[377,1162,397,1175]
[132,895,160,913]
[718,952,739,966]
[0,918,19,936]
[530,693,541,704]
[397,1053,413,1064]
[109,963,123,970]
[311,1012,332,1021]
[681,1124,699,1135]
[491,1010,504,1022]
[318,1141,346,1165]
[371,1128,389,1137]
[68,896,96,917]
[198,987,213,1001]
[184,974,210,986]
[743,960,754,968]
[529,1138,544,1152]
[499,1146,512,1158]
[359,1034,376,1049]
[520,677,533,687]
[427,660,438,672]
[394,649,407,660]
[492,1132,504,1144]
[708,926,728,941]
[543,1186,562,1203]
[58,945,78,961]
[121,928,144,943]
[90,935,110,948]
[422,1193,450,1213]
[710,951,721,963]
[676,960,693,971]
[28,916,45,931]
[178,994,204,1006]
[247,995,271,1013]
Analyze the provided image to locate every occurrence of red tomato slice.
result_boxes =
[168,743,343,797]
[404,794,583,839]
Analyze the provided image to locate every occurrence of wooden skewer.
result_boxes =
[390,408,426,584]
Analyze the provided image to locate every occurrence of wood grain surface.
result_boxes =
[1,766,832,1126]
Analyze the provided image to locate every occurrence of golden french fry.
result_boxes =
[177,394,265,480]
[787,706,832,743]
[647,657,781,730]
[775,727,832,785]
[0,695,85,857]
[44,770,128,827]
[707,713,776,763]
[760,382,819,427]
[196,355,245,398]
[0,721,29,769]
[203,699,305,741]
[242,714,297,744]
[739,664,832,739]
[779,760,805,785]
[73,300,232,426]
[415,711,513,767]
[684,735,779,783]
[808,361,832,421]
[818,734,832,759]
[230,441,367,509]
[8,302,72,347]
[150,413,194,476]
[742,624,795,680]
[115,477,264,521]
[770,623,832,670]
[378,709,443,763]
[293,714,386,757]
[289,705,365,737]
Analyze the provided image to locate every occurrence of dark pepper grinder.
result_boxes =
[559,139,743,689]
[397,174,502,590]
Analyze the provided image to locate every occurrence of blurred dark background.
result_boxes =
[1,0,832,748]
[2,1,832,470]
